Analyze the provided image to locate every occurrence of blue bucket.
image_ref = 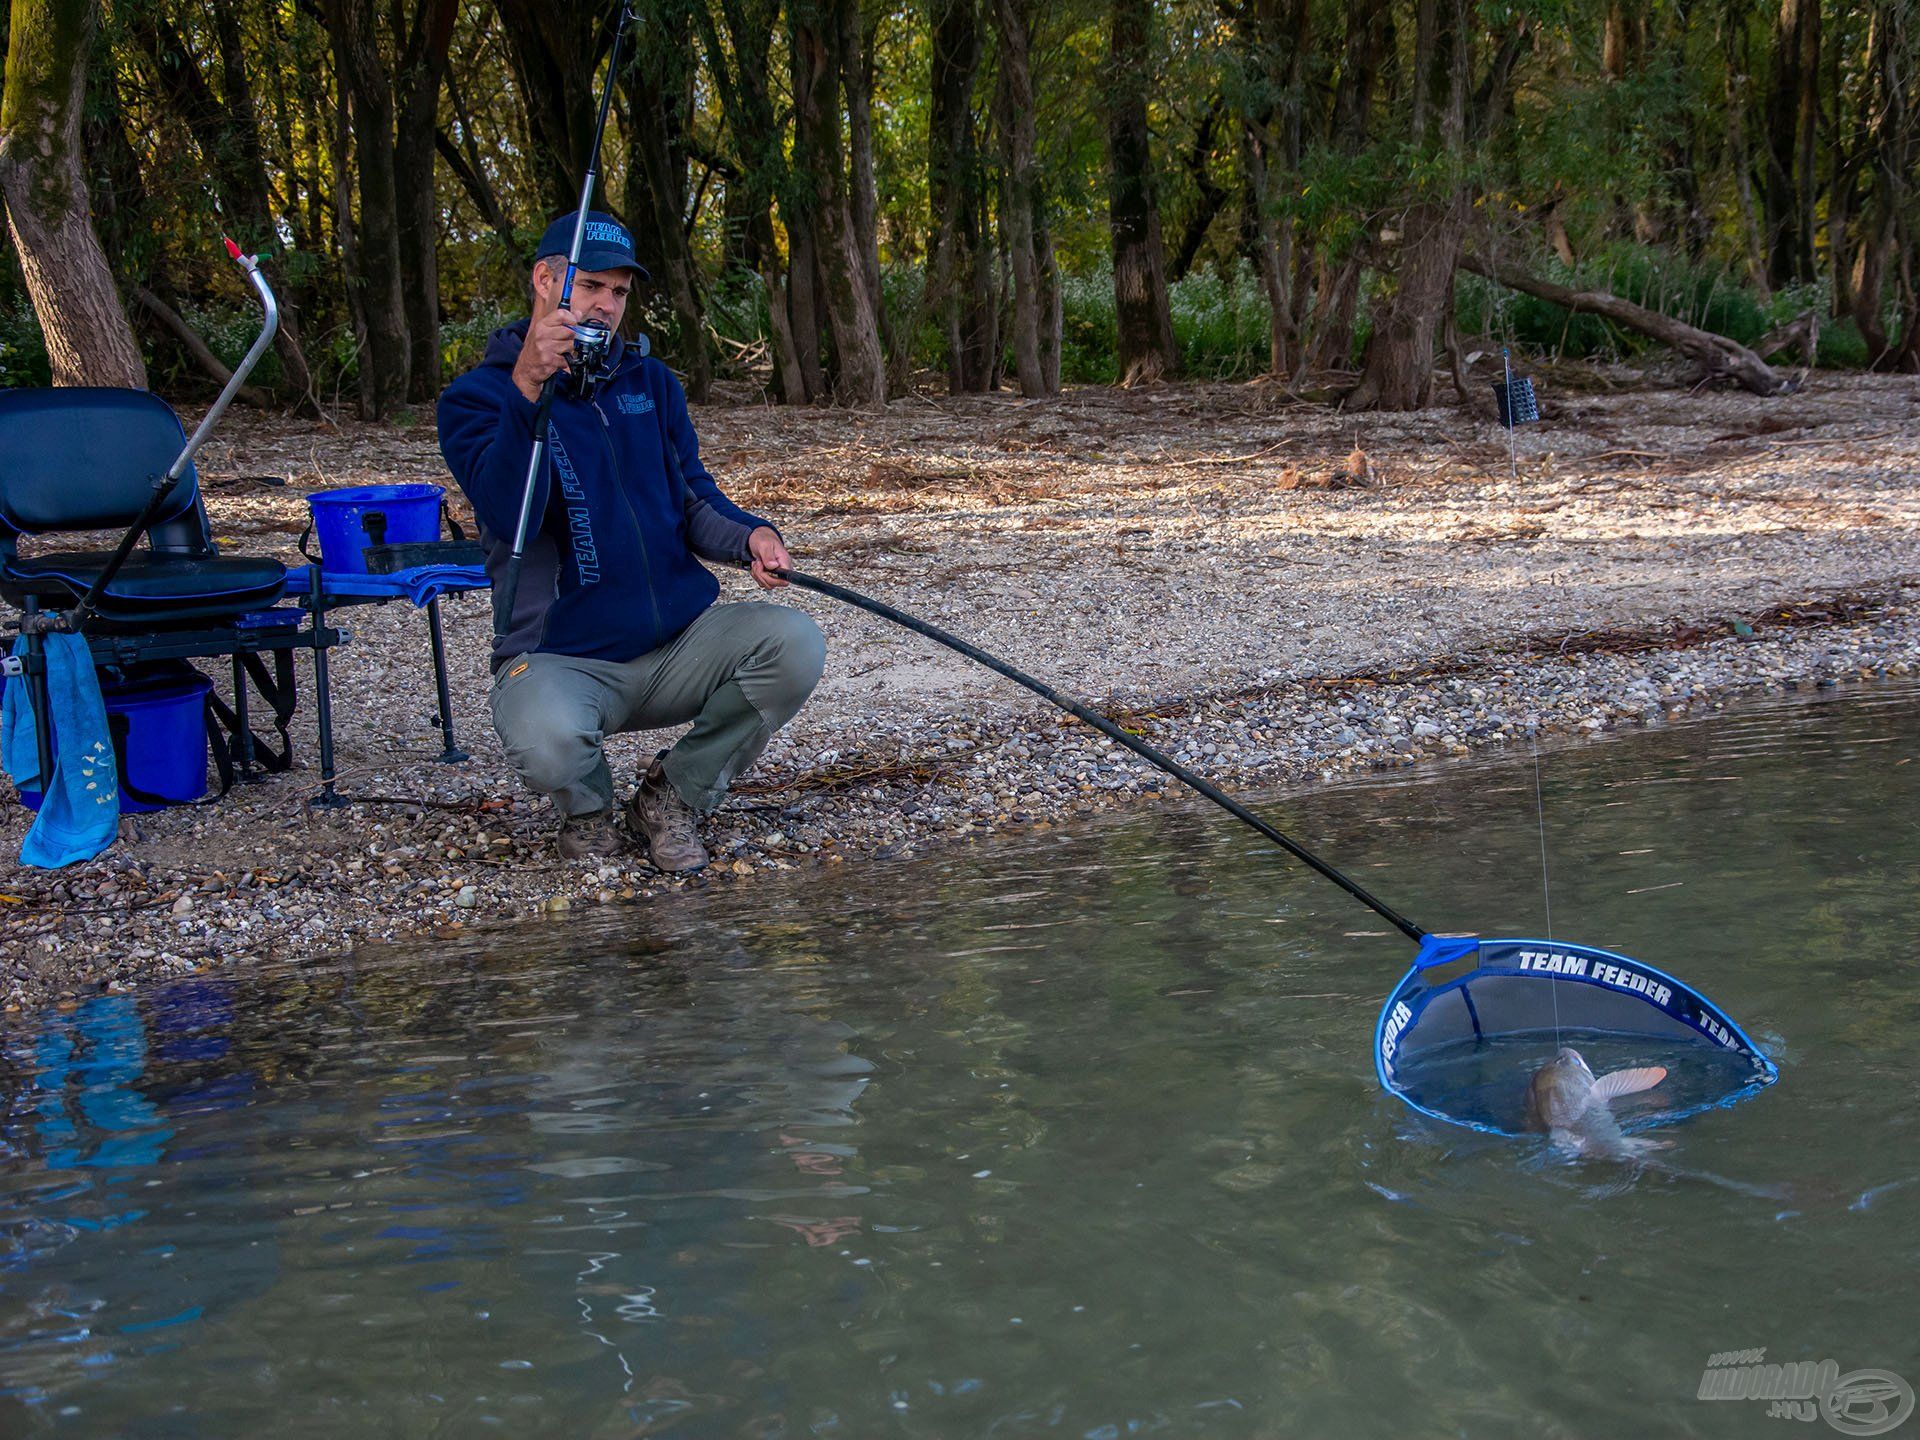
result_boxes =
[19,667,211,814]
[306,483,443,574]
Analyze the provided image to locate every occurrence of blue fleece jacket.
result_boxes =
[436,323,774,668]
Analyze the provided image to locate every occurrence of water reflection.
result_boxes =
[0,683,1917,1437]
[2,939,882,1434]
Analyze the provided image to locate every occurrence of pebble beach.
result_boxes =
[3,371,1917,1013]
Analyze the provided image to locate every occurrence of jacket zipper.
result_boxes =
[593,399,666,640]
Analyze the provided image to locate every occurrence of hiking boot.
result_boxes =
[556,808,628,861]
[625,753,710,874]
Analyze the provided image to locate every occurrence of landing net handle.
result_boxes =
[775,567,1429,944]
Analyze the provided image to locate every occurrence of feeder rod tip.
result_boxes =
[223,236,261,275]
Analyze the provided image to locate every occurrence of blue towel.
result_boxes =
[393,563,490,607]
[299,563,489,608]
[2,634,120,868]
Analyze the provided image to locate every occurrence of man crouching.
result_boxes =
[436,212,824,868]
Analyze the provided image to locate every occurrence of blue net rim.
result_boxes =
[1375,937,1780,1137]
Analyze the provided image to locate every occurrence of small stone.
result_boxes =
[454,886,478,908]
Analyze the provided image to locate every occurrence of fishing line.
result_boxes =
[769,567,1780,1134]
[1534,743,1561,1045]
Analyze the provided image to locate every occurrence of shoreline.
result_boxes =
[3,582,1915,1019]
[3,374,1917,1017]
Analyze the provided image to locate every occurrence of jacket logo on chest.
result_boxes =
[614,392,655,416]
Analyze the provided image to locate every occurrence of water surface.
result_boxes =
[4,684,1918,1437]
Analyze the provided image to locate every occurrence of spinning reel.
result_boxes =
[566,318,614,400]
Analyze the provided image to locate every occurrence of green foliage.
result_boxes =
[0,304,51,388]
[1815,318,1869,370]
[1057,265,1120,384]
[8,0,1901,409]
[1056,259,1277,383]
[441,304,519,378]
[1170,259,1271,379]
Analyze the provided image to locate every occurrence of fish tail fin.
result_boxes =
[1592,1065,1667,1101]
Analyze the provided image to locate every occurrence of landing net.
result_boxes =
[1377,939,1778,1137]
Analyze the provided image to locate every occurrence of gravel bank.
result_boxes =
[3,373,1917,1014]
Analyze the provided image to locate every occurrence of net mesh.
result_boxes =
[1376,939,1777,1136]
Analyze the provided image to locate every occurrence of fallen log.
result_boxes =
[134,288,270,407]
[1458,254,1798,396]
[1753,308,1820,363]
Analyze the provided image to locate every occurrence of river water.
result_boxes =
[3,684,1917,1437]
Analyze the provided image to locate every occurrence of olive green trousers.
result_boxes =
[489,601,825,817]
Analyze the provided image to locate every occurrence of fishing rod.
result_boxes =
[496,2,636,641]
[772,567,1439,949]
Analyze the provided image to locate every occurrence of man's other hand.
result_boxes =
[748,527,792,589]
[512,308,580,402]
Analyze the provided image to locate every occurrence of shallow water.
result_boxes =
[3,684,1918,1438]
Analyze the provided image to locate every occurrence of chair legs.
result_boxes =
[229,652,262,782]
[308,588,345,809]
[20,597,55,790]
[425,597,469,764]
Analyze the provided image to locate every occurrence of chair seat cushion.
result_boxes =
[4,550,287,622]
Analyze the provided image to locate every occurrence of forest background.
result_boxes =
[0,0,1914,420]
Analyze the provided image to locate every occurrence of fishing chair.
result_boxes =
[0,386,347,805]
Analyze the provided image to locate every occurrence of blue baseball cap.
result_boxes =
[534,210,649,280]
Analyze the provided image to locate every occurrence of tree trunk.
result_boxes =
[785,7,832,400]
[927,0,994,391]
[994,0,1059,397]
[1236,0,1309,378]
[621,17,714,401]
[693,0,810,401]
[1721,1,1770,293]
[392,0,457,402]
[790,0,885,407]
[1347,0,1475,411]
[210,5,317,410]
[1169,97,1227,281]
[1107,0,1176,384]
[493,0,611,215]
[325,0,410,418]
[326,44,370,406]
[886,0,978,392]
[1763,0,1820,285]
[620,116,713,402]
[842,0,885,362]
[1345,203,1461,410]
[0,0,146,387]
[1857,0,1917,368]
[1242,120,1295,377]
[1461,252,1797,394]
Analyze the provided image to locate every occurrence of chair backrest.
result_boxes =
[0,388,203,538]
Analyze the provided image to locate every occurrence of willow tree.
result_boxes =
[0,0,146,386]
[994,0,1060,396]
[1346,0,1526,412]
[1107,0,1176,384]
